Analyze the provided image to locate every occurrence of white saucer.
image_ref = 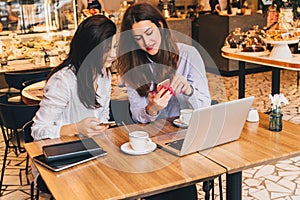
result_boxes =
[173,119,188,128]
[120,142,157,155]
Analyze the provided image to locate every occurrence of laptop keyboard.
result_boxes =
[167,139,184,150]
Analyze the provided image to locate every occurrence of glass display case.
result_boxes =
[0,0,76,35]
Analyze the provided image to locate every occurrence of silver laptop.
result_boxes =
[152,96,254,156]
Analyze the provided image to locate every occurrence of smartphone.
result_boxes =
[157,79,170,88]
[98,121,116,126]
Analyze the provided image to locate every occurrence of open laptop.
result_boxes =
[152,96,254,156]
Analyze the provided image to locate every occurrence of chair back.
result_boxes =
[22,77,47,88]
[110,99,135,126]
[0,94,8,104]
[4,69,51,91]
[22,120,34,143]
[0,98,39,152]
[0,102,39,130]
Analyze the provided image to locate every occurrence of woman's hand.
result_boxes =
[170,75,193,96]
[146,87,172,116]
[76,117,109,137]
[60,117,109,137]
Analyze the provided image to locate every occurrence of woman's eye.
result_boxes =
[134,36,142,41]
[145,29,153,36]
[104,46,111,52]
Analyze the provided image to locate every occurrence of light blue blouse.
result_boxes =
[127,43,211,123]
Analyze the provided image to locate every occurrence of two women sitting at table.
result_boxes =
[31,3,211,199]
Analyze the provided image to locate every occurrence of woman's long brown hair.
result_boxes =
[114,3,179,97]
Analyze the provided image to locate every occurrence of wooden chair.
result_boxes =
[22,120,53,200]
[0,95,39,195]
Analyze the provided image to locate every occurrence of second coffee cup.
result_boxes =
[129,131,152,151]
[179,109,193,125]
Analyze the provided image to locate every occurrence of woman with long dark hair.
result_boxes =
[114,3,211,199]
[32,15,116,140]
[115,3,211,124]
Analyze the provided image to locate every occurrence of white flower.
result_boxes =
[269,93,289,110]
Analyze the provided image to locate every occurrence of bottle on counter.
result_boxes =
[162,3,170,18]
[0,40,8,67]
[41,47,50,65]
[227,0,232,15]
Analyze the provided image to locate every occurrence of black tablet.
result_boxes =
[33,149,107,172]
[42,138,103,162]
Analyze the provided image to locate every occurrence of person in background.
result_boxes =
[114,3,211,199]
[115,3,211,124]
[78,0,103,17]
[31,15,116,140]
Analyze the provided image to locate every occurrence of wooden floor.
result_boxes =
[0,70,299,199]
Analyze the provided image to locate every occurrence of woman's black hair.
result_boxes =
[48,15,116,108]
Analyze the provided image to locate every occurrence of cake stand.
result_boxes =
[266,39,299,59]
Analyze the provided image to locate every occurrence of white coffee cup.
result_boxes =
[247,108,259,122]
[129,131,152,151]
[179,109,193,125]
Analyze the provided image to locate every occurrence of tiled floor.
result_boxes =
[0,69,299,199]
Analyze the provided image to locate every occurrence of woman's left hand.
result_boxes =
[170,75,193,96]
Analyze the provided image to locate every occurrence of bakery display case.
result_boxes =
[0,0,76,35]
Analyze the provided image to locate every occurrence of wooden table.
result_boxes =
[222,47,300,98]
[21,80,128,104]
[21,80,45,105]
[0,59,57,74]
[24,121,226,200]
[200,112,300,200]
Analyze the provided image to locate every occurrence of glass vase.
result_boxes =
[269,109,283,132]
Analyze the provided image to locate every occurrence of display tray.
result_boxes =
[264,39,299,45]
[242,46,265,52]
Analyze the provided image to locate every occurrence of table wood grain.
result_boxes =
[222,47,300,71]
[25,121,226,200]
[200,112,300,174]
